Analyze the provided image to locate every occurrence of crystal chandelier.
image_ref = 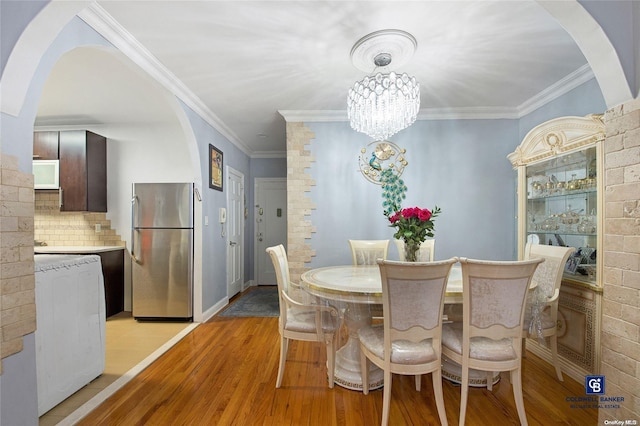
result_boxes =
[347,30,420,141]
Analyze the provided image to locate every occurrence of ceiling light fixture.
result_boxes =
[347,30,420,141]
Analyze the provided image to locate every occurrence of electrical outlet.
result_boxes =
[95,223,101,233]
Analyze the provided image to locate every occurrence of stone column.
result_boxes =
[600,99,640,422]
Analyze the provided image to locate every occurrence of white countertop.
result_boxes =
[35,245,125,254]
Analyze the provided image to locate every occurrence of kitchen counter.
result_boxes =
[35,245,125,254]
[35,246,125,317]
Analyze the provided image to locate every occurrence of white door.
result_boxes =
[255,178,287,285]
[227,167,244,297]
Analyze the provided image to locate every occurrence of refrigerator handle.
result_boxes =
[131,196,141,264]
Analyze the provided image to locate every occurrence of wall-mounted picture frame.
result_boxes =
[209,144,223,191]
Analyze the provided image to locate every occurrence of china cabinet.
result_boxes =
[508,114,605,380]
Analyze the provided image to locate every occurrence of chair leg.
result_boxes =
[550,334,563,381]
[432,368,448,426]
[415,374,421,391]
[276,336,289,388]
[360,349,370,395]
[486,371,494,391]
[381,370,392,426]
[459,366,469,426]
[326,336,335,389]
[511,367,529,426]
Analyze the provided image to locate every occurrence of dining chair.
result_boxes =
[523,242,575,381]
[441,257,544,426]
[348,239,390,265]
[394,238,435,261]
[266,244,340,388]
[358,258,458,426]
[349,240,390,322]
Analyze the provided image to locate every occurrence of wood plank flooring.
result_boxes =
[76,314,598,425]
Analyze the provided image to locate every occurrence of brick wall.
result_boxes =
[0,154,36,374]
[600,98,640,422]
[285,122,317,280]
[34,192,124,247]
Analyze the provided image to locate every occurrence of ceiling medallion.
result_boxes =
[358,141,408,184]
[348,30,420,141]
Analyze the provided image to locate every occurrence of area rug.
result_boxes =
[219,286,279,317]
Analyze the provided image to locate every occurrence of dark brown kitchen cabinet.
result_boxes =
[98,249,125,318]
[33,131,59,160]
[59,130,107,212]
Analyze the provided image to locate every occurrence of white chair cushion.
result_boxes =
[285,306,337,333]
[358,325,437,364]
[442,322,516,361]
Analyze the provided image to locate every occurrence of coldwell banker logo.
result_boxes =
[586,375,605,395]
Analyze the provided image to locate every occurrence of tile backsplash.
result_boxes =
[34,191,125,247]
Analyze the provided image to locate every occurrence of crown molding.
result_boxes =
[418,107,519,120]
[251,150,287,159]
[517,64,595,116]
[78,3,252,157]
[280,65,593,123]
[278,110,347,122]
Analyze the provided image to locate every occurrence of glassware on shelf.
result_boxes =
[541,216,559,231]
[567,174,580,191]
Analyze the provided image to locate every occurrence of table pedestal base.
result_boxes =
[333,337,384,390]
[441,356,501,387]
[332,303,383,390]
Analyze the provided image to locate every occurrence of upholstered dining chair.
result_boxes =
[349,240,390,321]
[358,258,458,426]
[523,243,575,381]
[348,239,390,265]
[441,257,544,426]
[266,244,340,388]
[394,239,435,262]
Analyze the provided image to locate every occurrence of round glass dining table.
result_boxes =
[301,264,464,390]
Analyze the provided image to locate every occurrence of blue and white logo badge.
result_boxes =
[586,375,605,395]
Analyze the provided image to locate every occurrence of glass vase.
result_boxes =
[404,240,420,262]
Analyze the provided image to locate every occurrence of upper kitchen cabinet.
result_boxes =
[59,130,107,212]
[33,131,59,160]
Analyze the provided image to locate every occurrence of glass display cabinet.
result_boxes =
[525,146,599,284]
[508,114,605,380]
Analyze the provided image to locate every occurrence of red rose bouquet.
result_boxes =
[388,206,441,261]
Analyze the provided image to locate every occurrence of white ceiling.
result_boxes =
[35,1,590,156]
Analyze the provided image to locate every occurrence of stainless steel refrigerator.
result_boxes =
[131,183,193,320]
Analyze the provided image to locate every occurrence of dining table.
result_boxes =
[300,263,499,390]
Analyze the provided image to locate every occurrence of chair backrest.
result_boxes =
[394,239,435,262]
[460,257,544,340]
[524,243,575,299]
[377,258,458,351]
[266,244,290,319]
[349,239,390,265]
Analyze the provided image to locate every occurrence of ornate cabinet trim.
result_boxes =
[507,114,605,167]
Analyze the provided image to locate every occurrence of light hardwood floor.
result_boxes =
[39,312,194,426]
[74,314,598,425]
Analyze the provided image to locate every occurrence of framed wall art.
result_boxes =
[209,144,223,191]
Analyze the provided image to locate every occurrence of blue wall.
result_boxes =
[307,118,520,266]
[306,78,606,268]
